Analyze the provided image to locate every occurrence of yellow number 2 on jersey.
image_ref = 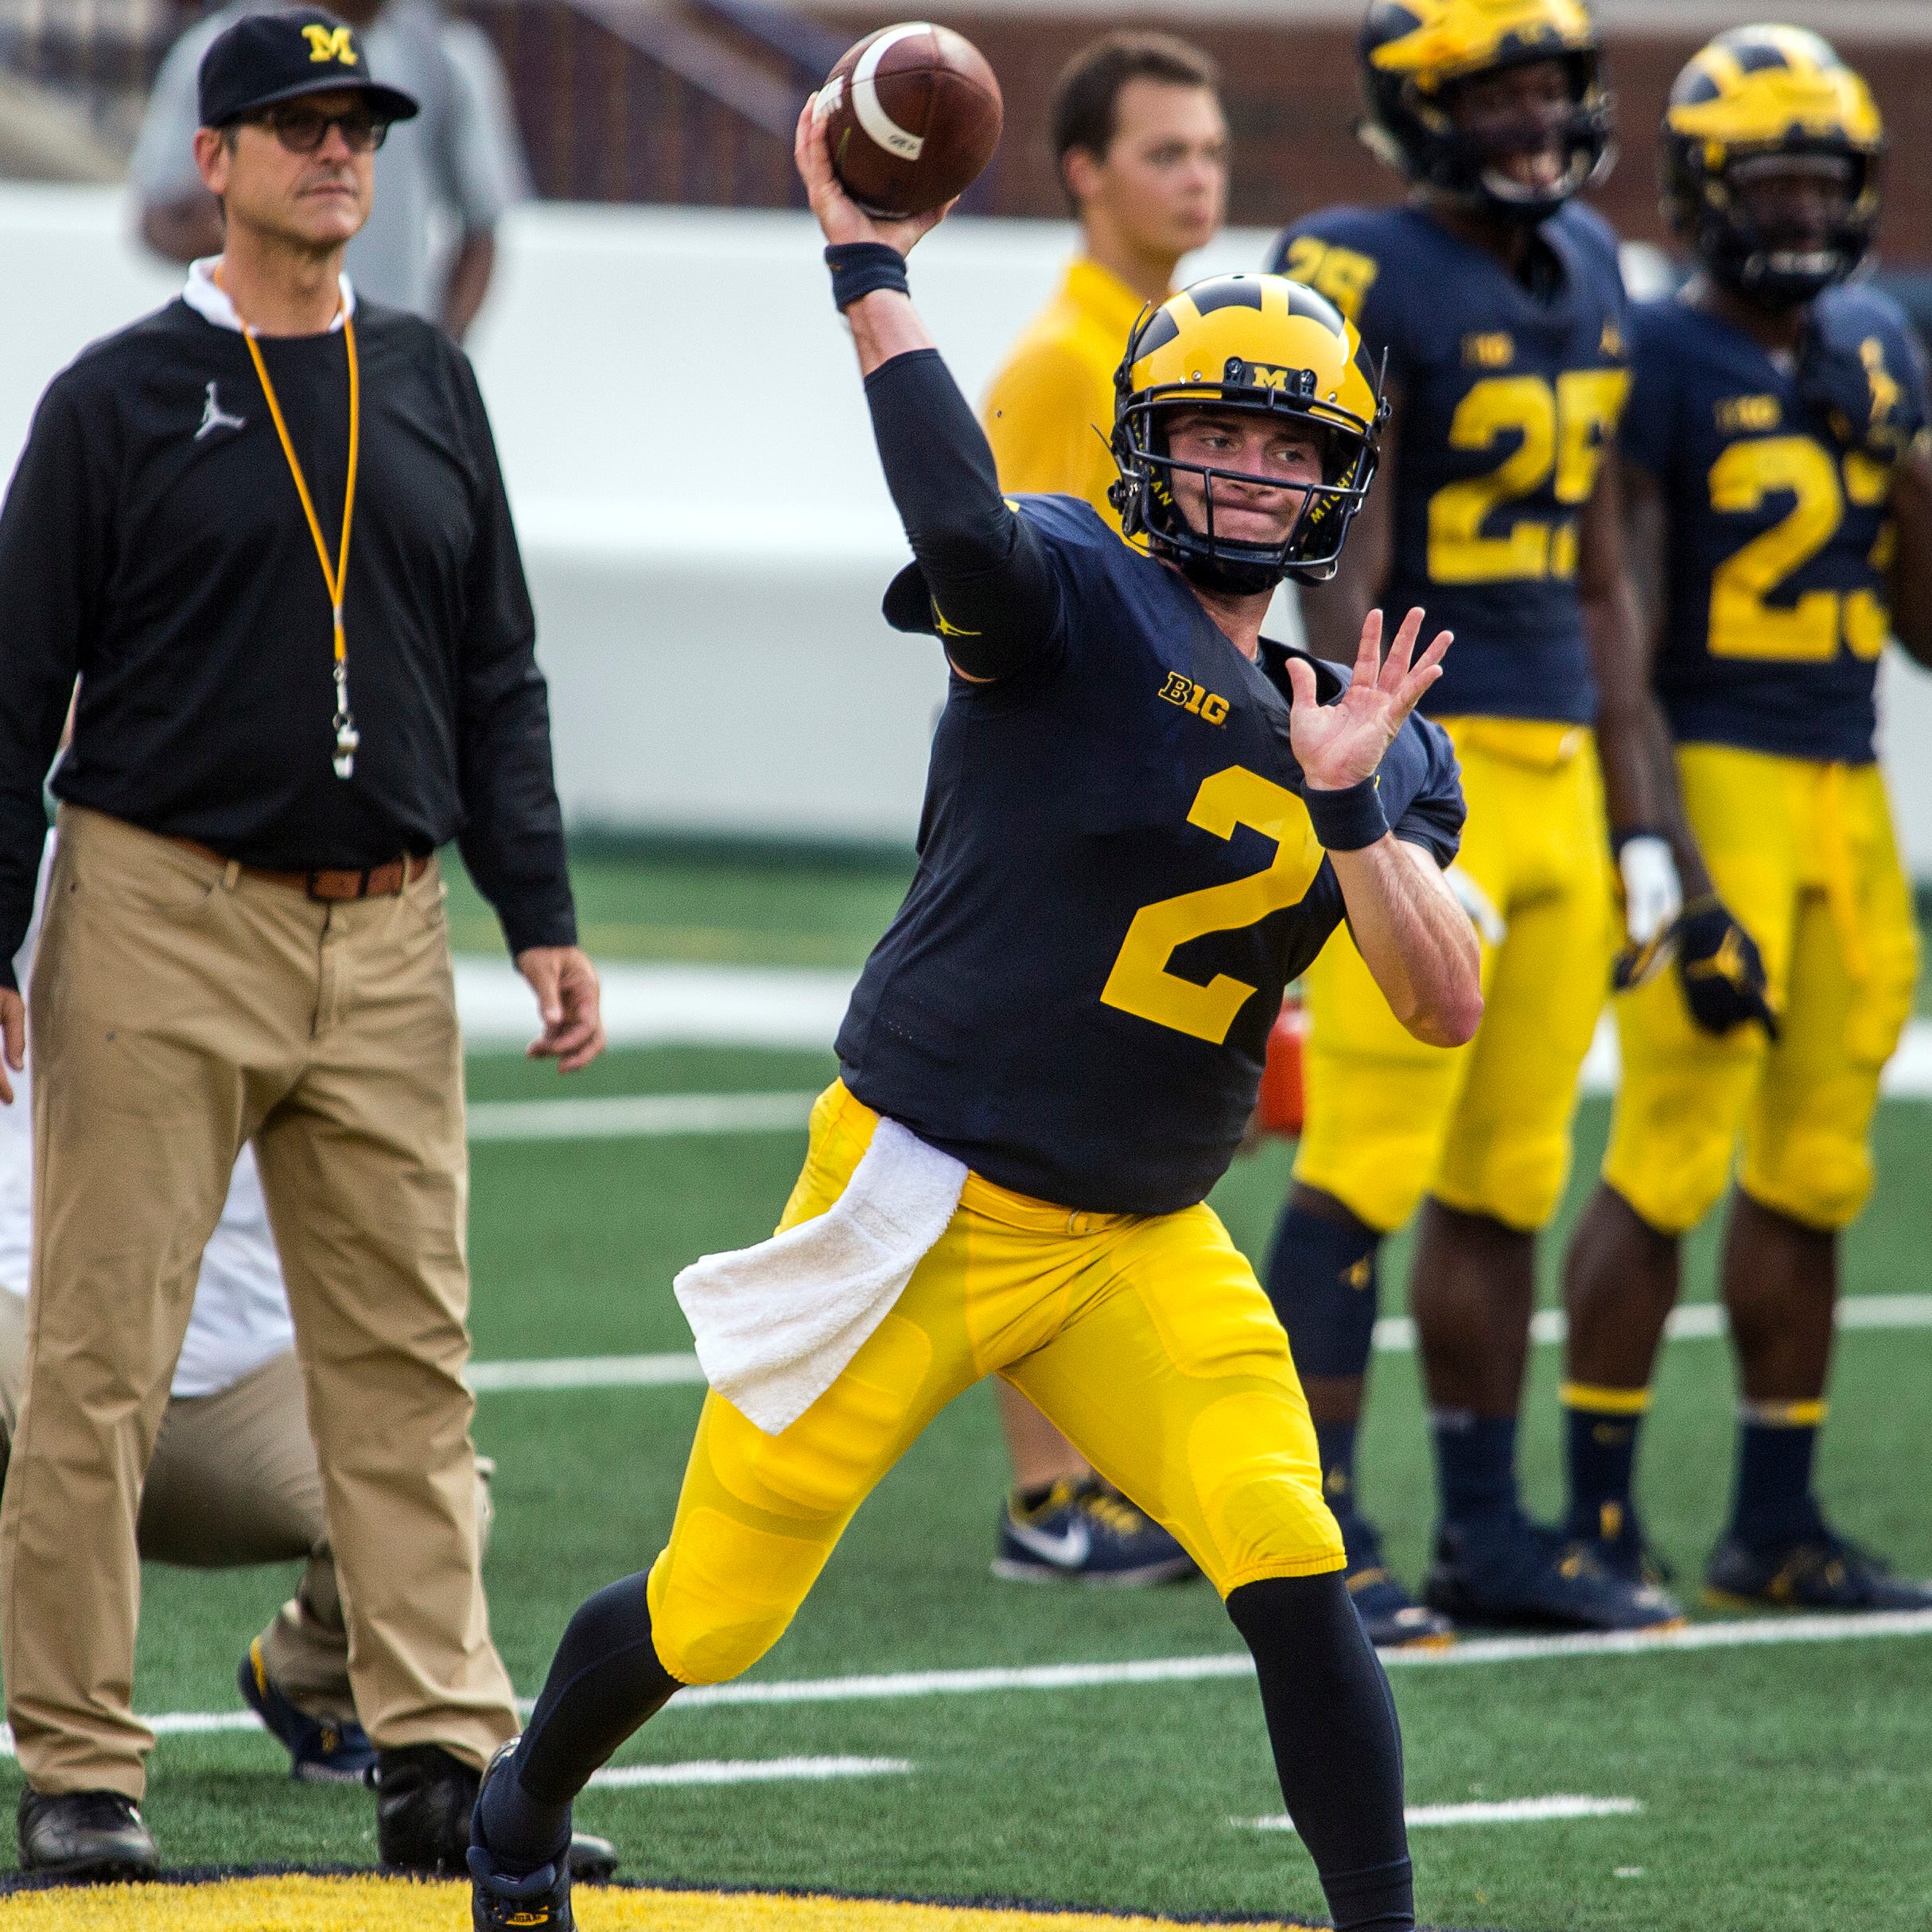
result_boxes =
[1707,435,1891,663]
[1101,767,1324,1045]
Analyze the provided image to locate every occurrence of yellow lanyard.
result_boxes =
[231,288,363,778]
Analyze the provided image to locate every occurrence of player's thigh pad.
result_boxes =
[1429,726,1615,1230]
[1741,764,1917,1229]
[1005,1205,1344,1594]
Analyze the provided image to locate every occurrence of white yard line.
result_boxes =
[7,1612,1928,1761]
[588,1756,910,1789]
[468,1091,817,1141]
[463,1293,1932,1395]
[1244,1794,1642,1832]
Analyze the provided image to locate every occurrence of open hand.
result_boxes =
[794,95,956,256]
[515,946,606,1073]
[1285,606,1450,793]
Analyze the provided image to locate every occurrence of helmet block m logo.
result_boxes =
[1364,0,1596,85]
[1662,25,1883,305]
[301,23,358,64]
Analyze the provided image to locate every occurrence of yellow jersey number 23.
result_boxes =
[1101,767,1324,1045]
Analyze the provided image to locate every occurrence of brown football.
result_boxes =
[816,22,1003,218]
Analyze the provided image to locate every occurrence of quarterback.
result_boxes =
[465,96,1479,1932]
[1560,27,1932,1610]
[1261,0,1679,1639]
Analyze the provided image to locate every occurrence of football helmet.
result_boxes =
[1358,0,1612,222]
[1110,274,1386,594]
[1662,25,1883,307]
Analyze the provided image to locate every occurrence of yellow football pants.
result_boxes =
[1604,748,1917,1236]
[646,1083,1343,1685]
[1294,718,1617,1234]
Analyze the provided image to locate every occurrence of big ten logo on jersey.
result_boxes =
[1277,237,1378,325]
[1429,367,1631,585]
[1707,421,1896,664]
[1463,332,1514,369]
[1159,671,1230,726]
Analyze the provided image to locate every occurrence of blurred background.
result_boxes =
[5,0,1932,861]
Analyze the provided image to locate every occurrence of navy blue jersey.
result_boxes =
[1267,203,1631,725]
[838,495,1465,1216]
[1622,287,1927,764]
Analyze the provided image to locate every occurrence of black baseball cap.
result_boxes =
[197,7,420,129]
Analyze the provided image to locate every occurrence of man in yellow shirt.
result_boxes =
[985,32,1227,528]
[980,32,1229,1582]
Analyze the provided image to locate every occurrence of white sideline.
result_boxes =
[468,1090,817,1141]
[587,1756,910,1789]
[14,1611,1928,1762]
[461,1292,1932,1395]
[1244,1794,1643,1832]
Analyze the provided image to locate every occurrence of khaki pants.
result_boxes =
[0,807,516,1798]
[0,1300,495,1725]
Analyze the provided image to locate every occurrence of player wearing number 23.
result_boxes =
[1560,25,1932,1615]
[1259,0,1685,1643]
[465,96,1483,1932]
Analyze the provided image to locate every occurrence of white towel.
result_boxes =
[672,1118,967,1435]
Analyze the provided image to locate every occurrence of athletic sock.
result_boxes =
[1728,1399,1828,1548]
[478,1569,682,1872]
[1263,1202,1382,1384]
[1313,1417,1365,1544]
[1429,1409,1519,1529]
[1561,1383,1650,1544]
[1226,1572,1413,1932]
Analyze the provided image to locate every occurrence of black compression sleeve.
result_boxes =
[864,349,1062,679]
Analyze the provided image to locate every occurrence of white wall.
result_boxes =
[5,185,1932,865]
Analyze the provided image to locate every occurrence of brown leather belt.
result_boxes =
[171,837,430,903]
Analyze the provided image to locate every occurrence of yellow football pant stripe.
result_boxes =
[1559,1382,1653,1416]
[0,1877,1324,1932]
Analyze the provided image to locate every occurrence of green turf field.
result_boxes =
[7,849,1930,1932]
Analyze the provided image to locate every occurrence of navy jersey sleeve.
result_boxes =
[1619,302,1680,480]
[1267,208,1413,387]
[1387,713,1464,868]
[867,348,1063,680]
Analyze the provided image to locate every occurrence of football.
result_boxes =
[815,22,1004,219]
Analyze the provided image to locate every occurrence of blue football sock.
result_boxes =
[1429,1409,1519,1528]
[1729,1400,1827,1547]
[1314,1417,1363,1526]
[1263,1200,1382,1381]
[1561,1384,1649,1544]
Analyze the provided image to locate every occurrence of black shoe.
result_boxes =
[17,1786,159,1880]
[993,1475,1198,1586]
[1422,1513,1685,1633]
[1705,1526,1932,1611]
[566,1831,619,1882]
[1336,1511,1454,1648]
[376,1743,480,1876]
[1572,1503,1676,1591]
[470,1740,575,1930]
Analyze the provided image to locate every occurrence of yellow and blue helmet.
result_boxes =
[1109,274,1386,591]
[1663,25,1883,305]
[1357,0,1612,220]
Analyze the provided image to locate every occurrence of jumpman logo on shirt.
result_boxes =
[195,381,247,441]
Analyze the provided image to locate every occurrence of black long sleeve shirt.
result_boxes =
[0,294,575,986]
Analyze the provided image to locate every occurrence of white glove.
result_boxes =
[1618,834,1682,947]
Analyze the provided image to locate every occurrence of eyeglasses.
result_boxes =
[251,103,391,154]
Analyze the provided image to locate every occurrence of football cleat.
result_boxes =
[1338,1513,1453,1648]
[237,1638,378,1785]
[1705,1528,1932,1612]
[1422,1514,1685,1633]
[470,1742,575,1931]
[993,1475,1197,1586]
[1572,1504,1676,1591]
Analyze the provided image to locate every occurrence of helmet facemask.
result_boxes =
[1681,146,1879,309]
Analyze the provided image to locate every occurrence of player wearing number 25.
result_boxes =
[0,6,601,1881]
[1559,27,1932,1615]
[1261,0,1682,1643]
[466,95,1478,1932]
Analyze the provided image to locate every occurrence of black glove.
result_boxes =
[1674,897,1779,1040]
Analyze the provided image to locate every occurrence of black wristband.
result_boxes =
[1303,775,1390,851]
[826,242,908,312]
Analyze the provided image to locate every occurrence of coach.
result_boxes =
[0,5,601,1880]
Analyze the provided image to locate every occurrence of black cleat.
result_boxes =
[376,1743,480,1875]
[471,1740,575,1930]
[1422,1513,1685,1633]
[993,1475,1197,1586]
[17,1786,159,1880]
[1705,1526,1932,1612]
[237,1638,377,1785]
[1572,1503,1676,1591]
[1337,1514,1453,1648]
